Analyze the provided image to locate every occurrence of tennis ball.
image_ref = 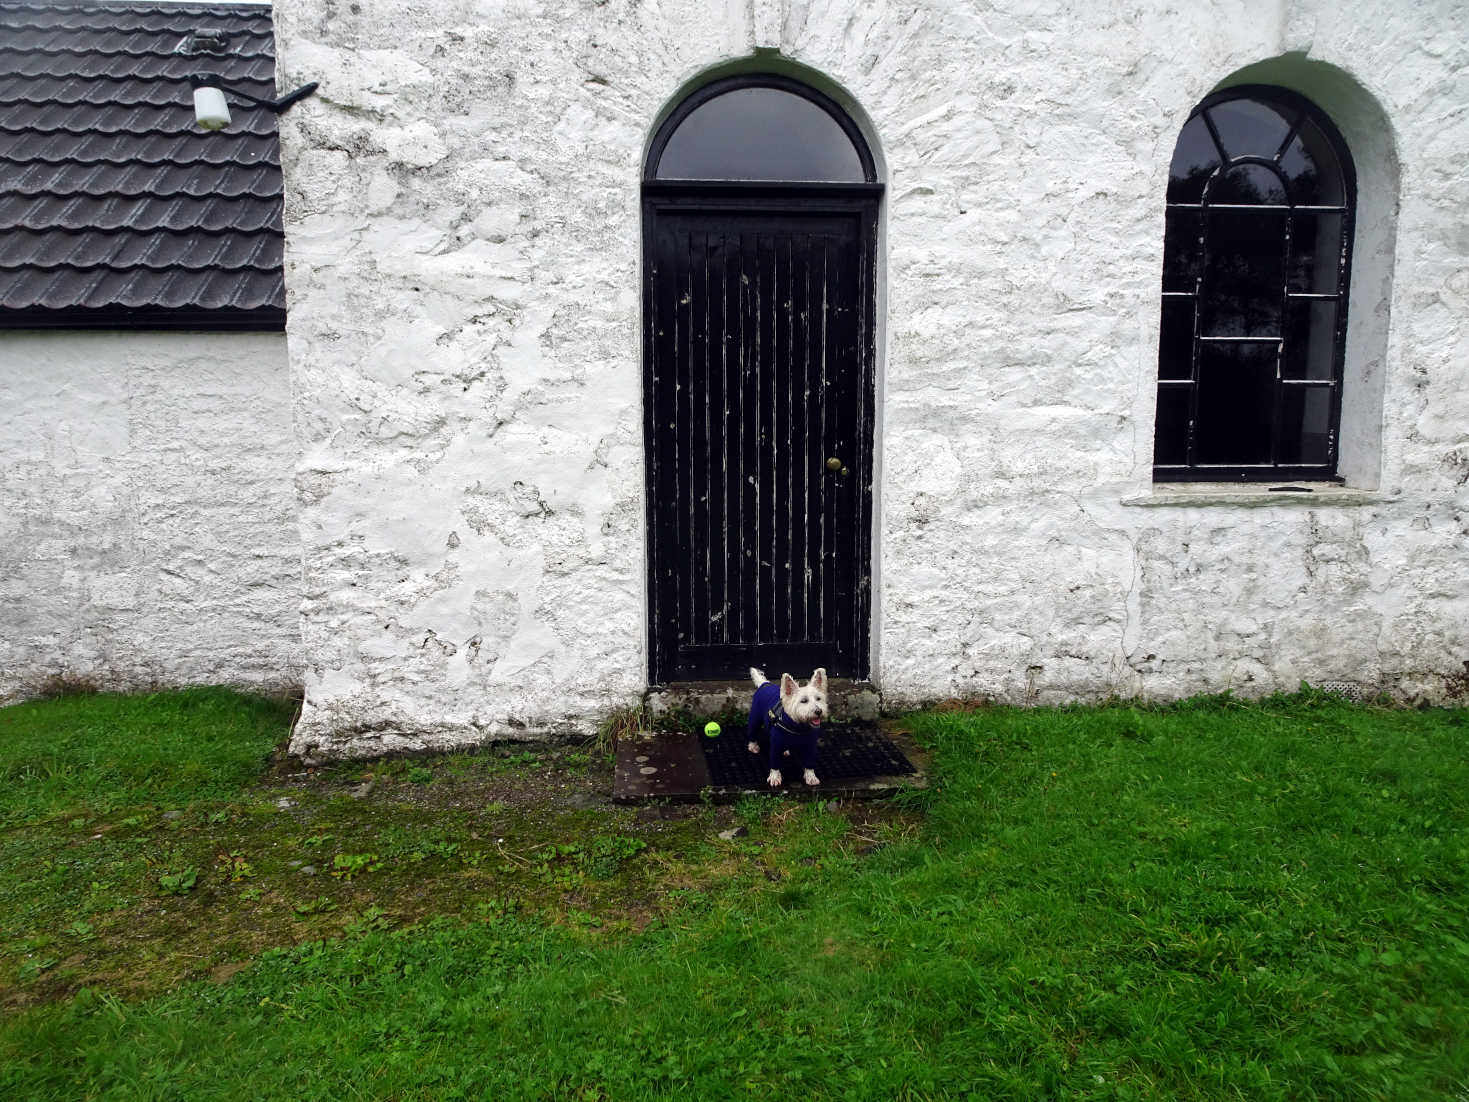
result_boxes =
[703,721,721,738]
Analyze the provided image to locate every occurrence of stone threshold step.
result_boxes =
[645,678,881,722]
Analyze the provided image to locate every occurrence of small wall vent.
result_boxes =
[1315,680,1364,702]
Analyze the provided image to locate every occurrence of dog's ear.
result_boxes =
[810,668,828,693]
[780,673,798,699]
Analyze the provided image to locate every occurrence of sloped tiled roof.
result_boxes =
[0,0,286,329]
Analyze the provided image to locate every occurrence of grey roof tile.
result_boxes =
[0,0,287,328]
[6,159,280,199]
[0,227,283,270]
[2,98,280,135]
[4,49,276,81]
[0,193,282,232]
[0,71,276,104]
[4,129,278,168]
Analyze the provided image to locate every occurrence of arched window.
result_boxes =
[645,75,876,183]
[1153,86,1355,481]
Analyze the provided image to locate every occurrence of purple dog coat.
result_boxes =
[748,680,821,772]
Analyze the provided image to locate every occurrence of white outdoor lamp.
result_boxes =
[189,73,319,131]
[192,78,231,130]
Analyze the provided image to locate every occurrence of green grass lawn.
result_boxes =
[0,688,1466,1100]
[0,687,294,828]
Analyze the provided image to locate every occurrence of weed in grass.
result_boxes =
[343,907,393,938]
[16,956,58,981]
[330,853,381,880]
[530,836,648,888]
[589,836,647,878]
[155,868,197,896]
[62,921,94,942]
[596,703,649,758]
[407,766,433,784]
[473,897,520,923]
[294,896,337,916]
[733,795,772,828]
[215,851,255,882]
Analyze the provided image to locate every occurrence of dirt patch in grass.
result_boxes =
[0,739,920,1011]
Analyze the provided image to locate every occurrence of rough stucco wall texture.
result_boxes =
[273,0,1469,757]
[0,332,301,701]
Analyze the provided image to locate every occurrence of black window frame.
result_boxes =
[1153,84,1357,483]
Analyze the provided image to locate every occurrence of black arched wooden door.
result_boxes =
[643,191,877,683]
[643,76,881,684]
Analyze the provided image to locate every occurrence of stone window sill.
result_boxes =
[1121,483,1399,508]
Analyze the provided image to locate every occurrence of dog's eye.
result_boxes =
[799,695,808,703]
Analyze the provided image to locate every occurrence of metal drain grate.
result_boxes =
[701,723,916,787]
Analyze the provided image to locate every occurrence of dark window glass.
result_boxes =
[1206,98,1293,161]
[655,87,866,182]
[1209,163,1287,205]
[1287,212,1343,293]
[1153,86,1353,480]
[1200,209,1286,337]
[1284,300,1338,379]
[1167,115,1221,203]
[1158,297,1195,379]
[1194,343,1276,465]
[1153,386,1191,465]
[1278,386,1334,465]
[1279,118,1344,206]
[1162,209,1203,291]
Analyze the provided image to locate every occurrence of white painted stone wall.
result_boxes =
[0,331,301,702]
[273,0,1469,758]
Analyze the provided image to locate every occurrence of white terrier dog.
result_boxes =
[746,667,829,788]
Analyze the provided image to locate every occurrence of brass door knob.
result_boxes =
[825,457,843,472]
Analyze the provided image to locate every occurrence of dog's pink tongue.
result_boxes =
[811,717,822,726]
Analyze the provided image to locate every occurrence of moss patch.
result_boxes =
[0,732,918,1011]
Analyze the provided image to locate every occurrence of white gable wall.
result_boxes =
[0,331,302,702]
[272,0,1469,758]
